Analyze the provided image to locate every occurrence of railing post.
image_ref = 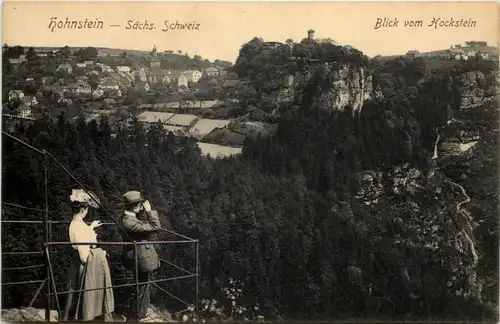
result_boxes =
[45,246,62,318]
[195,240,199,313]
[134,242,139,320]
[43,151,51,323]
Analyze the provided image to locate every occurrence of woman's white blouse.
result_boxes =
[69,220,98,250]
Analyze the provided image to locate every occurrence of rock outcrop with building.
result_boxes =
[233,31,375,115]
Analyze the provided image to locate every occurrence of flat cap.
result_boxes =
[123,190,143,204]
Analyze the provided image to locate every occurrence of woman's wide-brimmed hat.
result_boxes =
[69,189,100,209]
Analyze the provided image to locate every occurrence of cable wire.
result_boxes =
[2,131,45,155]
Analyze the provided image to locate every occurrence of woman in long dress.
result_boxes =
[63,189,114,321]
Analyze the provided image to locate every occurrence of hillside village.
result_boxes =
[2,44,263,158]
[376,41,498,63]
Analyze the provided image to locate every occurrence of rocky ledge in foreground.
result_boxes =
[1,306,175,322]
[1,308,58,322]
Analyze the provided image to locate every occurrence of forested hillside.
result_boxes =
[2,41,498,322]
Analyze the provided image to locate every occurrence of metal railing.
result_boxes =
[1,131,200,321]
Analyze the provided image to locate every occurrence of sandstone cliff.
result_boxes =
[317,63,373,112]
[437,69,499,160]
[351,161,481,300]
[349,66,500,301]
[265,63,374,113]
[457,71,489,109]
[233,38,375,115]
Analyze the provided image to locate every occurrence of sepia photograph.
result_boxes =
[1,1,499,323]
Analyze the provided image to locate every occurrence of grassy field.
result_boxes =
[137,111,175,123]
[191,119,232,136]
[166,114,198,127]
[196,142,242,158]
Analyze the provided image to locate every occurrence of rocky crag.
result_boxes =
[234,37,375,115]
[457,71,497,110]
[351,68,498,307]
[268,63,374,113]
[437,70,499,162]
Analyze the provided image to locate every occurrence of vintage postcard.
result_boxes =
[1,1,499,323]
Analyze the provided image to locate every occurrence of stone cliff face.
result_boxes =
[457,71,488,109]
[423,69,498,302]
[437,119,481,160]
[350,66,500,300]
[317,64,373,113]
[268,63,374,114]
[351,161,481,300]
[437,70,499,160]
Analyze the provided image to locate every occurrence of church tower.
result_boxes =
[150,45,160,69]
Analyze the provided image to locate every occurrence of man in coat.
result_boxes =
[120,190,162,321]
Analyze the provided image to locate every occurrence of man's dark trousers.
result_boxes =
[127,270,151,321]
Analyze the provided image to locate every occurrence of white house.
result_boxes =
[204,67,220,77]
[466,50,477,57]
[102,79,120,90]
[146,69,168,84]
[18,105,33,118]
[36,51,51,57]
[75,81,92,94]
[99,64,114,72]
[181,70,202,83]
[133,68,148,82]
[8,55,26,66]
[162,75,171,86]
[117,66,131,73]
[20,96,39,107]
[76,63,87,68]
[8,90,24,101]
[57,63,73,74]
[63,84,80,94]
[92,89,105,100]
[447,48,468,60]
[178,75,189,88]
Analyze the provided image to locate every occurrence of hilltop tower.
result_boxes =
[307,29,315,40]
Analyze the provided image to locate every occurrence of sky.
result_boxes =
[3,1,499,63]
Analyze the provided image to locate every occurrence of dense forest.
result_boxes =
[2,41,499,322]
